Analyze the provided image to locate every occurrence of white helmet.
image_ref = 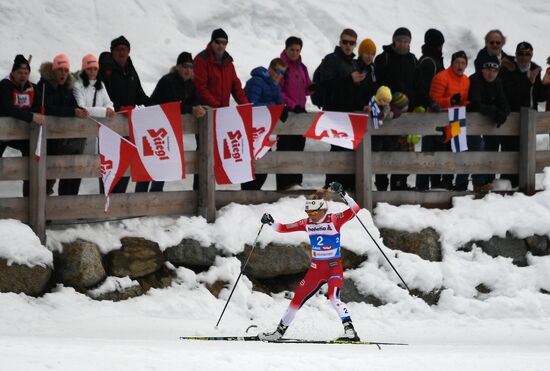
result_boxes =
[305,199,328,212]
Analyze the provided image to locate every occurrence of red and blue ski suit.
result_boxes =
[271,194,361,326]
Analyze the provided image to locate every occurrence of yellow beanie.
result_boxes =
[375,86,392,105]
[358,38,377,56]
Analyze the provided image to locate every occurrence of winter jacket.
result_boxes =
[279,51,311,109]
[98,52,150,111]
[193,44,248,108]
[468,72,510,125]
[150,68,200,114]
[374,44,418,108]
[500,61,546,112]
[244,67,283,106]
[37,62,78,117]
[430,67,470,109]
[73,74,114,118]
[318,46,357,112]
[414,45,444,108]
[0,75,40,122]
[353,58,378,110]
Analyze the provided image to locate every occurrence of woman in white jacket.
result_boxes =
[73,54,115,118]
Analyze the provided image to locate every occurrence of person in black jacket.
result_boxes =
[373,27,418,191]
[0,55,45,196]
[455,54,510,192]
[135,52,205,193]
[319,28,365,191]
[99,35,151,194]
[413,28,453,191]
[37,54,89,196]
[498,42,547,188]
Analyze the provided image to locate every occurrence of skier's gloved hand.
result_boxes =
[261,213,274,225]
[329,182,345,197]
[450,93,461,106]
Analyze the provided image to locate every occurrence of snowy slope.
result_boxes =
[1,1,550,370]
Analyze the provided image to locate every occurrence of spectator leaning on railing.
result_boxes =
[38,54,89,196]
[0,55,45,196]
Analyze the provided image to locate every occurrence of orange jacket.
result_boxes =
[429,67,470,109]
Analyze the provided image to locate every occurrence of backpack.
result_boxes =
[310,63,325,109]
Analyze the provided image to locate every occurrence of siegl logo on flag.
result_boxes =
[223,130,244,162]
[100,154,113,177]
[142,128,170,160]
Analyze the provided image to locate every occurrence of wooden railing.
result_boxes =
[1,108,549,243]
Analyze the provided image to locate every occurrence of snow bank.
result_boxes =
[0,219,52,267]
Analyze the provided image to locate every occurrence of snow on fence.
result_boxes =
[1,109,549,243]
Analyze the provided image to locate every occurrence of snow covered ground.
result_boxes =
[2,0,550,370]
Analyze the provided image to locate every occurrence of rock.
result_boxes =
[164,239,220,271]
[136,265,177,292]
[105,237,165,278]
[89,281,143,302]
[340,278,384,307]
[238,243,310,279]
[251,273,304,294]
[541,288,550,295]
[475,283,491,294]
[380,227,442,262]
[410,288,442,306]
[206,280,227,298]
[525,235,549,256]
[0,258,51,296]
[54,239,106,290]
[475,233,528,267]
[340,247,367,270]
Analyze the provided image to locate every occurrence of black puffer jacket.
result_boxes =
[468,72,510,125]
[150,68,199,114]
[374,44,418,107]
[37,62,77,117]
[0,77,40,122]
[500,61,547,112]
[318,46,357,112]
[98,52,150,111]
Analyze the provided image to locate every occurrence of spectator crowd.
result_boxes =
[2,27,550,196]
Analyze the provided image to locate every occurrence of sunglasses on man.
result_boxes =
[341,39,356,46]
[274,68,286,76]
[181,63,194,69]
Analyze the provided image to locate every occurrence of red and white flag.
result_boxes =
[34,126,43,161]
[214,104,255,184]
[304,111,368,150]
[251,104,283,160]
[128,102,185,181]
[98,123,136,211]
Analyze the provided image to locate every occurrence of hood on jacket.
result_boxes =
[39,61,75,89]
[250,66,271,80]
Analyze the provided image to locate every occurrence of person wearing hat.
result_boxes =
[454,54,510,193]
[355,38,379,112]
[73,54,114,118]
[193,28,248,108]
[37,54,89,196]
[135,51,206,193]
[98,35,151,194]
[0,54,45,196]
[259,182,362,342]
[496,42,547,188]
[374,27,418,191]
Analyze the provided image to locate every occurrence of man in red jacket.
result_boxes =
[193,28,249,108]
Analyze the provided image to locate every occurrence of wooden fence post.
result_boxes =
[28,123,46,243]
[519,107,537,195]
[197,109,216,222]
[355,124,373,213]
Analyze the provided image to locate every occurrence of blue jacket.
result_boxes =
[244,67,283,106]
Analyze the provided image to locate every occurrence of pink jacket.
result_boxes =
[279,51,311,109]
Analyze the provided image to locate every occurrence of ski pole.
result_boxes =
[215,223,265,328]
[337,193,412,294]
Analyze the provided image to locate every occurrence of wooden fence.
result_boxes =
[1,108,549,243]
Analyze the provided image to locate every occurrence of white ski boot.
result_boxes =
[337,320,360,341]
[258,322,288,341]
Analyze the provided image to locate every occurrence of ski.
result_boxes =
[179,336,407,347]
